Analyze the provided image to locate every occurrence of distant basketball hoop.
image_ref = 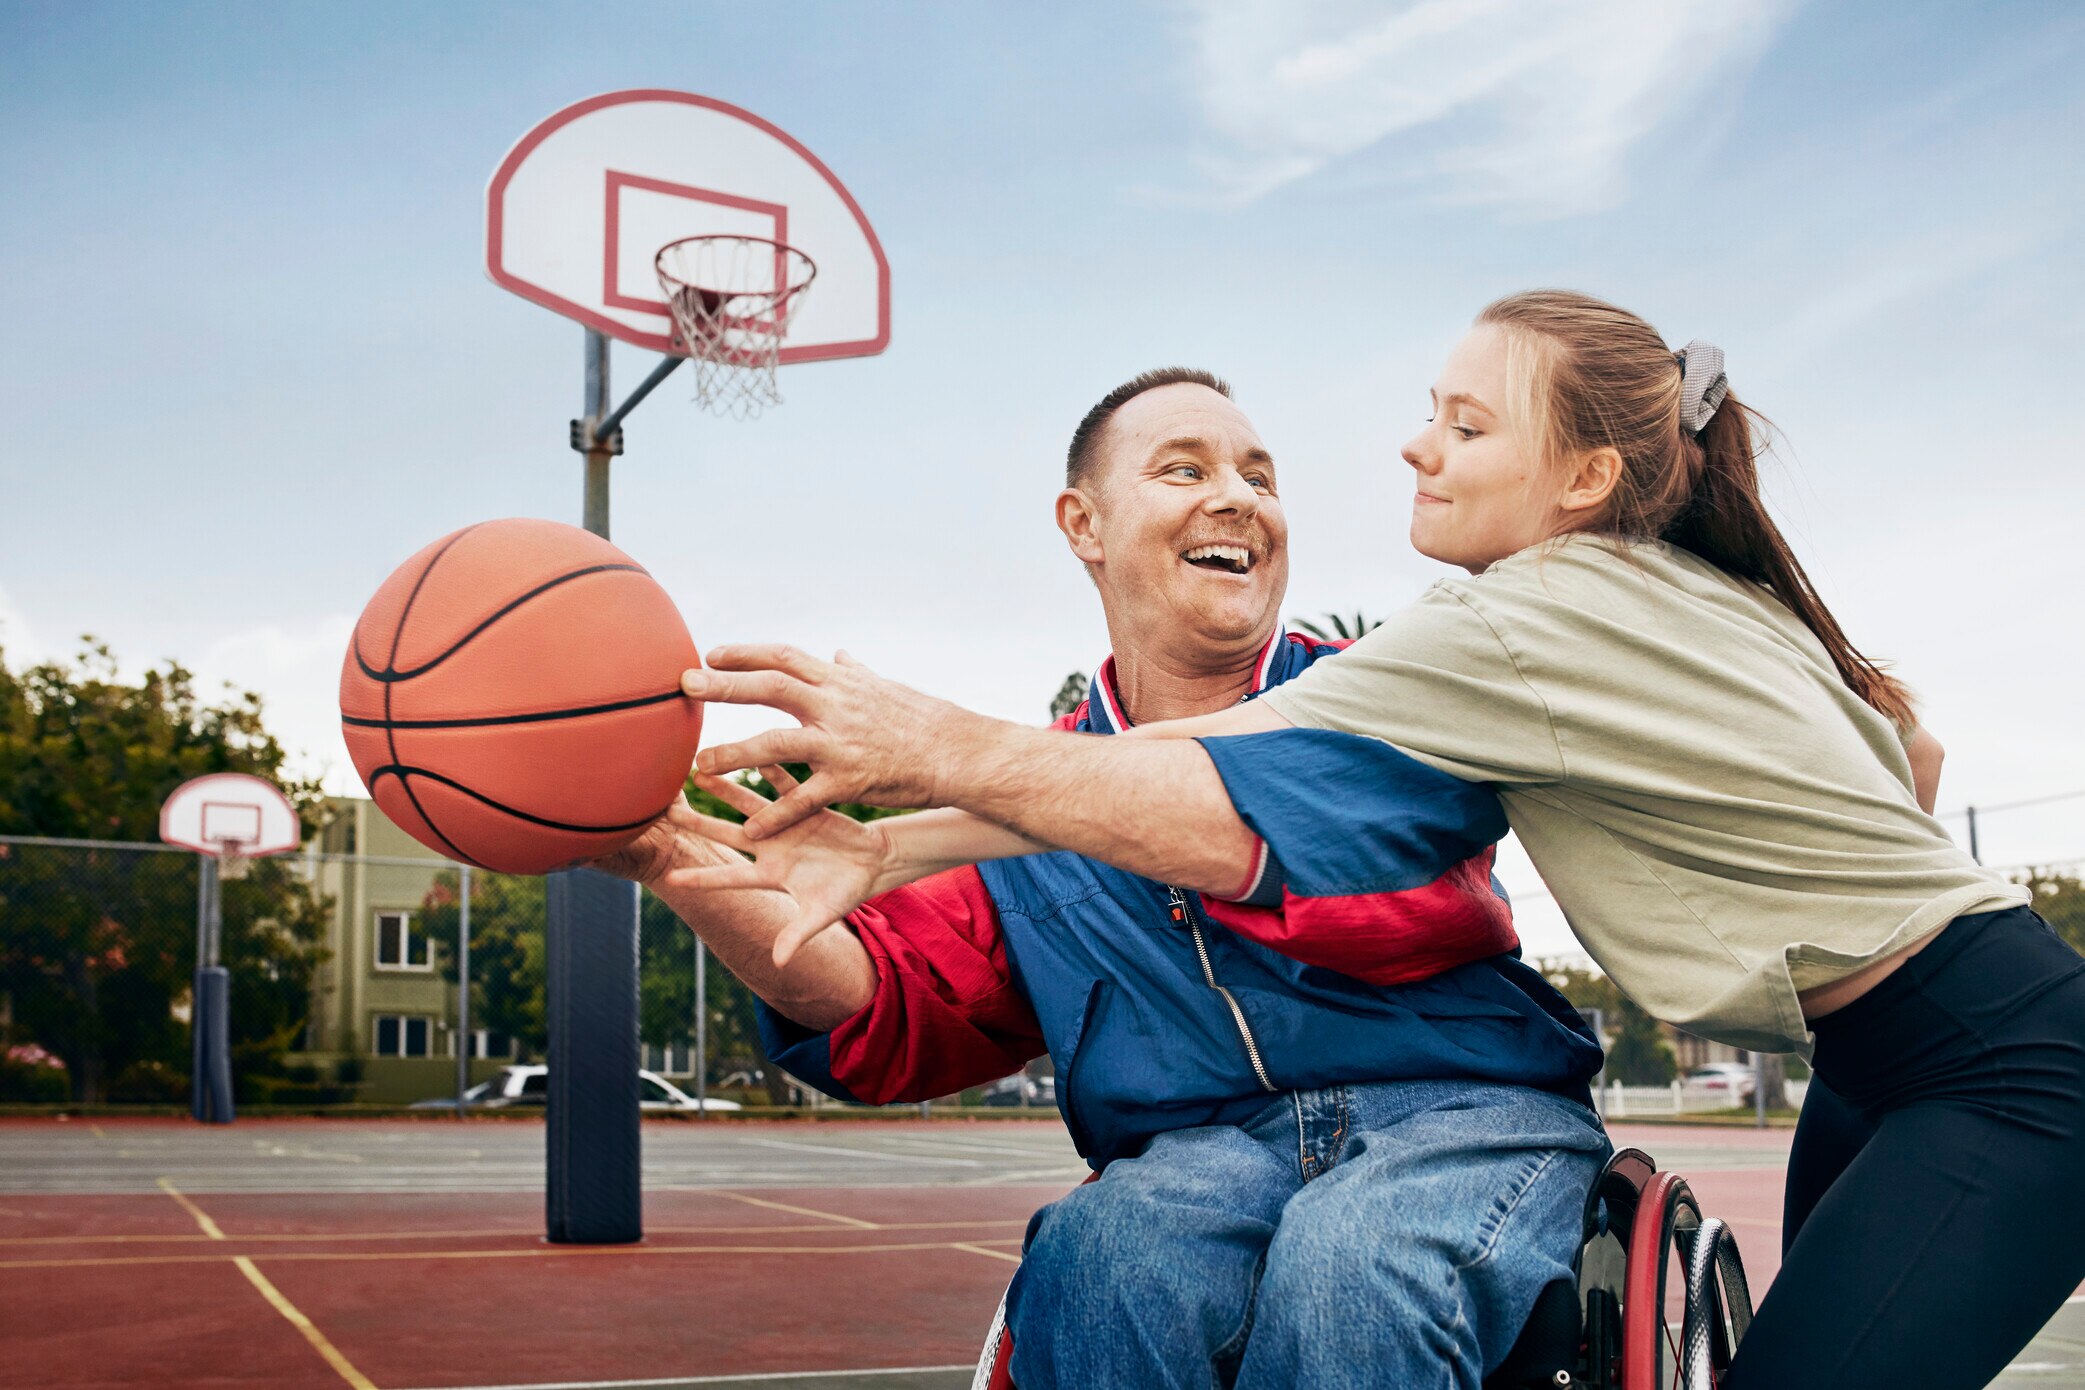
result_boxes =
[656,234,817,418]
[159,773,300,879]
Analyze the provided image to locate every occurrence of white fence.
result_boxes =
[1603,1077,1810,1118]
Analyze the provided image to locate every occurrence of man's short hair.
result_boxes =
[1065,367,1232,490]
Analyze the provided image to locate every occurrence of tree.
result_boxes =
[2018,868,2085,957]
[1540,960,1678,1085]
[1049,671,1088,720]
[423,869,547,1060]
[1292,611,1383,642]
[0,641,329,1101]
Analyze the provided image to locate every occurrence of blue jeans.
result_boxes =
[1004,1080,1610,1390]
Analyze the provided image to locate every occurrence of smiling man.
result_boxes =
[634,368,1607,1388]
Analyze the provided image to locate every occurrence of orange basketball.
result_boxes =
[339,518,702,874]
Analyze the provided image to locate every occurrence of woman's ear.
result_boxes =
[1558,446,1623,515]
[1057,487,1105,564]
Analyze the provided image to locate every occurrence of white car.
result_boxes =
[1682,1062,1758,1104]
[412,1065,742,1112]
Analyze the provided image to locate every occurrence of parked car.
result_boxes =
[1681,1062,1757,1104]
[978,1072,1057,1108]
[411,1065,742,1112]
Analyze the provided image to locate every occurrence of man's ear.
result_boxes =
[1057,487,1105,564]
[1558,446,1623,515]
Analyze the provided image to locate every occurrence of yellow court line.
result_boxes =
[233,1256,379,1390]
[950,1242,1024,1265]
[7,1217,1027,1248]
[0,1216,1028,1248]
[707,1189,879,1229]
[156,1178,225,1240]
[88,1124,107,1140]
[0,1237,1027,1272]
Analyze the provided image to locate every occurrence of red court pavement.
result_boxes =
[1,1118,2007,1390]
[0,1180,1061,1389]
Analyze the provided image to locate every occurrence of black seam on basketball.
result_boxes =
[384,525,483,862]
[343,688,684,730]
[363,768,477,865]
[356,563,647,682]
[364,764,662,835]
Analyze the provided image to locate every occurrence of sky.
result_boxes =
[4,0,2082,961]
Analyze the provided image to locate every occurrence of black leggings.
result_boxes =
[1726,906,2085,1389]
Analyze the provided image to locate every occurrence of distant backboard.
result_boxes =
[160,773,301,858]
[486,89,889,363]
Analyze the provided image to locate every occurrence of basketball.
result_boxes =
[338,518,702,874]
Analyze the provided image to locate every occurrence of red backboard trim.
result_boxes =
[487,89,891,363]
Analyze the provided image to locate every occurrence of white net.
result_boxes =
[655,235,818,419]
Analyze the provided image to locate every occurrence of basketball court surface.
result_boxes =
[3,1116,2079,1389]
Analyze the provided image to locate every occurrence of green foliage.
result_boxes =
[1049,671,1089,721]
[1540,960,1678,1085]
[423,869,547,1060]
[1292,611,1383,643]
[2018,868,2085,957]
[0,641,330,1101]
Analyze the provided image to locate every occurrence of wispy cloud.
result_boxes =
[0,584,46,667]
[194,615,359,794]
[1168,0,1798,214]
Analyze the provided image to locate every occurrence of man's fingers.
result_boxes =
[690,772,774,823]
[697,729,823,777]
[761,763,802,795]
[679,667,817,713]
[742,777,847,840]
[660,860,776,893]
[704,644,832,682]
[685,809,754,853]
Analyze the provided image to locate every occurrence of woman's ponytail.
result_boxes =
[1478,290,1917,730]
[1665,398,1916,728]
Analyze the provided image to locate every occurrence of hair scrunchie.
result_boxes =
[1673,340,1729,437]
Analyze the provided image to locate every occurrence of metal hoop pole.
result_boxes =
[593,354,685,446]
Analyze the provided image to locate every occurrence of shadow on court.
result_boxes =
[0,1117,2077,1389]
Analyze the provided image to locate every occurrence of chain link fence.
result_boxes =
[4,833,2081,1108]
[0,837,800,1109]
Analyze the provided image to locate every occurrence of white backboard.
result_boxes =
[160,773,301,857]
[486,89,889,362]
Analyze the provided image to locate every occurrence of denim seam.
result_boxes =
[1461,1149,1555,1271]
[1290,1091,1311,1181]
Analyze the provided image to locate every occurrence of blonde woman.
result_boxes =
[678,291,2085,1389]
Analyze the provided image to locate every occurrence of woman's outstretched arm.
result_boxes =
[678,645,1286,894]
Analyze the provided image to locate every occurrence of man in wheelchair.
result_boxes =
[616,369,1611,1387]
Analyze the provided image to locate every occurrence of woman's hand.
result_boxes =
[659,766,896,967]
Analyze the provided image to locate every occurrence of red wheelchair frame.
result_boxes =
[971,1146,1753,1390]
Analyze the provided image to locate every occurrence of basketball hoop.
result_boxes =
[655,235,817,418]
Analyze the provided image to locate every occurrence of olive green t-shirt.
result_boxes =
[1260,534,2027,1054]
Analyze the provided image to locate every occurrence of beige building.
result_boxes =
[296,797,700,1103]
[296,797,515,1102]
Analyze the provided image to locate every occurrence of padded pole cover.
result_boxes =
[192,967,234,1124]
[545,867,642,1243]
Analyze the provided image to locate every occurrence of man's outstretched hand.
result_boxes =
[683,645,987,838]
[659,767,894,967]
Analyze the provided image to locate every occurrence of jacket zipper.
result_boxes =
[1169,885,1276,1092]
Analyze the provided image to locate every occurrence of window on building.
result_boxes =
[642,1042,693,1076]
[450,1030,516,1060]
[374,911,430,970]
[373,1014,433,1057]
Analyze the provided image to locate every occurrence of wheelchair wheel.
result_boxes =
[1620,1172,1753,1389]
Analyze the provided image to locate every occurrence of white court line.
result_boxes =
[392,1366,974,1390]
[739,1137,982,1167]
